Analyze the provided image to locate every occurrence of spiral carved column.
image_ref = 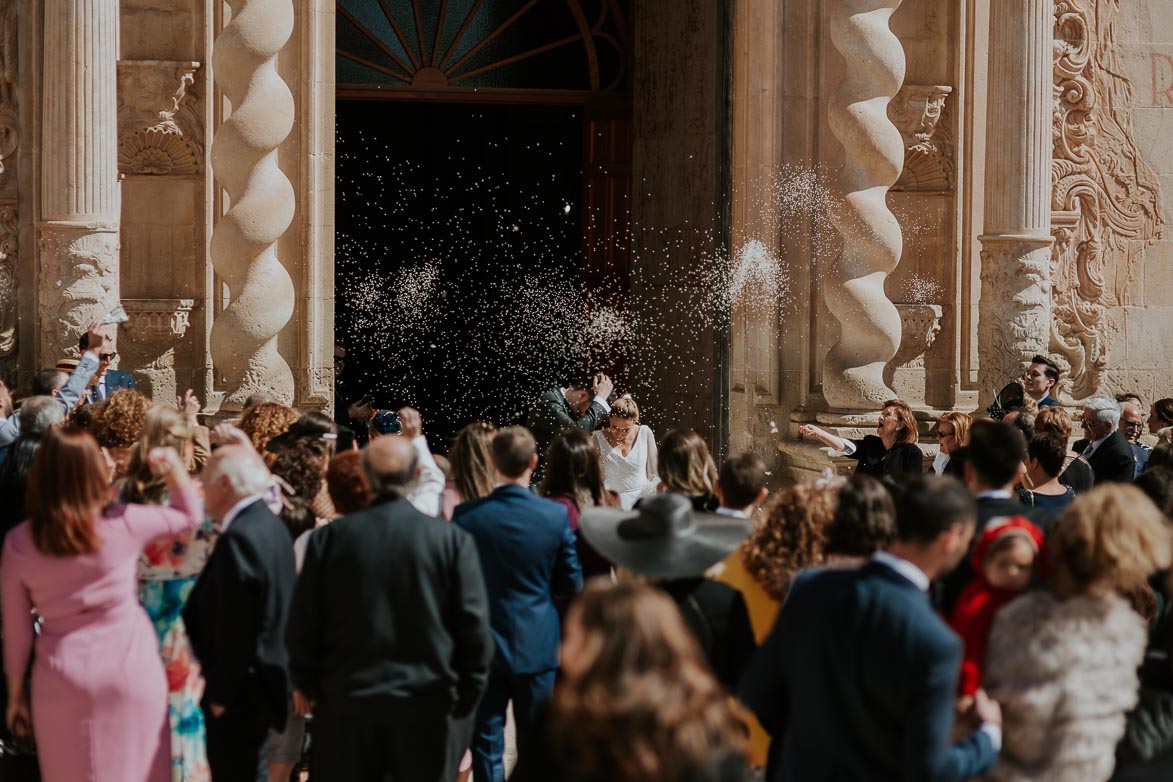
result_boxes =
[821,0,905,409]
[38,0,122,365]
[209,0,296,409]
[977,0,1053,403]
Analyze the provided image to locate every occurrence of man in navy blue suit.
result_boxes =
[740,476,1002,782]
[78,332,134,401]
[453,426,583,782]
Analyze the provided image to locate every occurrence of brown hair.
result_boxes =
[26,428,106,557]
[882,399,918,445]
[122,407,194,505]
[449,422,497,503]
[741,482,837,601]
[658,430,717,497]
[1034,405,1072,442]
[1050,484,1173,596]
[1154,398,1173,428]
[238,403,299,466]
[717,452,768,509]
[549,579,747,782]
[824,474,896,558]
[326,450,372,515]
[935,411,972,445]
[90,389,153,449]
[540,428,608,509]
[491,426,537,479]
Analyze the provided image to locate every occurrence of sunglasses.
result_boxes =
[99,352,117,362]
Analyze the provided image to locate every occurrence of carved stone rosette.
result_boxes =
[890,85,954,192]
[822,0,905,409]
[209,0,297,409]
[1051,0,1163,397]
[37,225,120,362]
[117,60,203,177]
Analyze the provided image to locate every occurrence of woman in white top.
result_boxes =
[594,396,659,510]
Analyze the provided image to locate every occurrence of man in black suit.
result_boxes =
[526,373,614,465]
[77,332,134,402]
[940,420,1053,612]
[183,445,297,782]
[287,435,494,782]
[1073,396,1137,484]
[740,476,1001,782]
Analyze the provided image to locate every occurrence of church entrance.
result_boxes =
[334,0,632,449]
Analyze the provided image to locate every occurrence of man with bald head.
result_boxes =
[288,435,493,782]
[183,446,297,782]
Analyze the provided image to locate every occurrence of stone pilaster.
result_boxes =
[208,0,296,410]
[38,0,121,364]
[822,0,905,410]
[977,0,1054,402]
[0,0,18,371]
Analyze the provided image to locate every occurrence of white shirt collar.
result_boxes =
[1086,431,1113,454]
[976,489,1012,500]
[715,507,749,519]
[871,551,931,592]
[220,493,265,531]
[931,451,950,476]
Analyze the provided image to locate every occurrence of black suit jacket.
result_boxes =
[938,495,1053,614]
[740,562,997,781]
[526,388,609,456]
[184,500,297,731]
[1074,431,1136,484]
[287,497,493,715]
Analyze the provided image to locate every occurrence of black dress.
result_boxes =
[1059,454,1095,493]
[659,578,756,692]
[847,435,924,479]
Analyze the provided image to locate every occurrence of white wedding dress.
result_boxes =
[595,426,660,510]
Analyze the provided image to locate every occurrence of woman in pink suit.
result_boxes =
[1,427,203,782]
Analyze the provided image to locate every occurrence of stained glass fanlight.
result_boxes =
[336,0,630,94]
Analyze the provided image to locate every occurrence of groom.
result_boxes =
[527,373,613,471]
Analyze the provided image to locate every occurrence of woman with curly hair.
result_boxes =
[442,422,496,520]
[657,429,719,511]
[91,388,153,479]
[984,484,1173,782]
[123,406,217,782]
[237,402,299,467]
[514,578,748,782]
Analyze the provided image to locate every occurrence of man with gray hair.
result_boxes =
[1074,396,1136,483]
[1117,398,1151,478]
[183,445,297,782]
[288,435,491,781]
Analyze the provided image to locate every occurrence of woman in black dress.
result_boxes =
[798,399,924,480]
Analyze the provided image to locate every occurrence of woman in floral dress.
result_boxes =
[123,405,218,782]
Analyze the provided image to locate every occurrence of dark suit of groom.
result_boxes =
[526,387,609,460]
[454,483,583,782]
[184,498,297,782]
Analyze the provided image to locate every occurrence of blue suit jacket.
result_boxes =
[453,484,582,674]
[104,369,135,393]
[740,561,997,782]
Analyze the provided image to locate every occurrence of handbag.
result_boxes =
[0,736,39,782]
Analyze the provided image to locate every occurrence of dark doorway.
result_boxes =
[334,100,588,450]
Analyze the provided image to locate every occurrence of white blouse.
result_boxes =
[595,426,659,510]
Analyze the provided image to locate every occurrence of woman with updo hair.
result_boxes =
[656,429,719,512]
[514,578,748,782]
[594,396,659,509]
[1149,398,1173,436]
[984,484,1173,782]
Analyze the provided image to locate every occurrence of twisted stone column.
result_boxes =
[38,0,121,364]
[821,0,905,409]
[977,0,1053,402]
[209,0,296,409]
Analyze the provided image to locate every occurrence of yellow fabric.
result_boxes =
[715,549,781,767]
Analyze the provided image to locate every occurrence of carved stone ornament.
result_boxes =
[890,85,954,192]
[121,298,196,341]
[117,60,203,176]
[0,206,15,358]
[0,0,17,365]
[1051,0,1163,397]
[890,303,943,370]
[37,225,120,363]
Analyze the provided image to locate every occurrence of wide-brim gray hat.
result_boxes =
[579,492,751,580]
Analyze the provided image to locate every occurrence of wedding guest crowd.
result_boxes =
[5,342,1173,782]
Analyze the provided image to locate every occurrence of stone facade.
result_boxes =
[3,0,1173,475]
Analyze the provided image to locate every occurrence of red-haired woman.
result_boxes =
[1,428,203,782]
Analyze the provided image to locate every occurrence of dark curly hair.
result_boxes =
[824,474,896,558]
[326,450,372,515]
[90,389,152,449]
[740,482,837,602]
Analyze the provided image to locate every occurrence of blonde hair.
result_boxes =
[610,396,640,421]
[91,389,153,449]
[1051,484,1173,594]
[122,407,194,505]
[238,403,299,466]
[1035,406,1072,442]
[935,412,972,445]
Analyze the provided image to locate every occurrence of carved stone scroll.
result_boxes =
[118,60,203,176]
[209,0,297,409]
[822,0,905,409]
[890,85,954,192]
[1051,0,1163,397]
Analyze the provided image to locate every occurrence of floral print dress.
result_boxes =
[138,518,218,782]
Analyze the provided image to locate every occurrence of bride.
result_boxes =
[594,396,659,510]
